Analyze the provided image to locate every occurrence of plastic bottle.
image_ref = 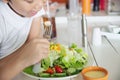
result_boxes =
[93,0,100,11]
[82,0,91,15]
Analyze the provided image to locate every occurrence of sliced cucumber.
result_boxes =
[39,73,50,77]
[54,73,66,77]
[50,74,55,77]
[67,68,76,75]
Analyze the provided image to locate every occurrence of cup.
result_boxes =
[81,66,108,80]
[42,15,57,41]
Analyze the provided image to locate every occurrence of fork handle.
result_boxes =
[32,62,41,73]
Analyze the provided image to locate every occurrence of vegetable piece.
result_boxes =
[39,73,50,77]
[54,65,63,73]
[41,58,50,69]
[67,68,76,75]
[23,66,34,75]
[54,73,66,77]
[45,68,54,74]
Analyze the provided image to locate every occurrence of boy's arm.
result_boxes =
[0,45,27,80]
[0,38,49,80]
[27,17,43,41]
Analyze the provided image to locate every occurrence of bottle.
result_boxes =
[65,0,69,9]
[82,0,91,15]
[100,0,105,10]
[69,0,79,16]
[93,0,100,11]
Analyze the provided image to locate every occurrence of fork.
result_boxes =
[32,21,52,74]
[32,62,41,74]
[43,22,52,41]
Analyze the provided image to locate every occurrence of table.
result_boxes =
[13,17,120,80]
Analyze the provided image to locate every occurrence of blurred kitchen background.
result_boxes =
[50,0,120,16]
[48,0,120,44]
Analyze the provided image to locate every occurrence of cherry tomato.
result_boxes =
[45,68,54,74]
[54,65,63,73]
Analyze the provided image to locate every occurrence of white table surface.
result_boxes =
[13,17,120,80]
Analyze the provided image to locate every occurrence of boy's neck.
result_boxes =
[7,3,24,17]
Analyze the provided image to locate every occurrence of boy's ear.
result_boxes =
[2,0,9,3]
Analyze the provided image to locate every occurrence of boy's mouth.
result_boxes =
[31,11,37,16]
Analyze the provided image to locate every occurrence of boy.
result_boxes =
[0,0,50,80]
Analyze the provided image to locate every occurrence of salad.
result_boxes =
[24,43,88,78]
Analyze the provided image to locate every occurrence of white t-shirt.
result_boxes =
[0,1,45,59]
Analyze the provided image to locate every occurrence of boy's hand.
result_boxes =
[18,38,50,67]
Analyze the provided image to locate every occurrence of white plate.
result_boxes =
[23,72,79,80]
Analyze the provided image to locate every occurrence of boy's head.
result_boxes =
[2,0,46,17]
